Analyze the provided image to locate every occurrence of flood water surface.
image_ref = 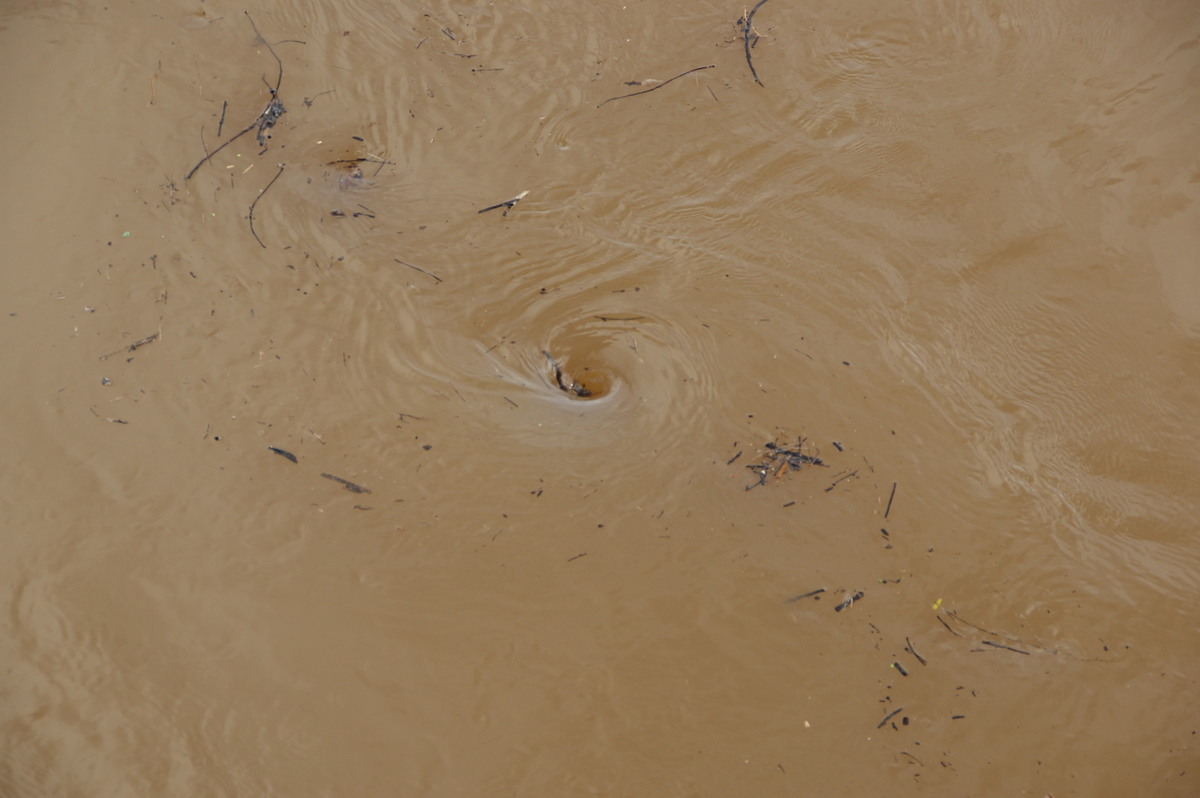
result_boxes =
[2,1,1199,796]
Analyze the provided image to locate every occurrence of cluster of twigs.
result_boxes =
[185,13,287,181]
[183,4,775,251]
[744,437,827,489]
[184,13,292,247]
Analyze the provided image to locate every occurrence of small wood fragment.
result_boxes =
[267,446,298,463]
[320,473,371,494]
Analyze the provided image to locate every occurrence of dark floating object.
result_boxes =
[834,591,864,612]
[740,0,771,86]
[478,190,528,216]
[877,707,904,729]
[267,446,298,464]
[905,636,927,666]
[248,164,286,248]
[320,473,371,494]
[744,436,827,490]
[598,64,715,106]
[543,350,592,397]
[824,468,859,492]
[892,661,909,676]
[785,588,825,603]
[394,258,442,284]
[129,333,159,352]
[99,332,159,361]
[185,13,288,181]
[884,481,898,518]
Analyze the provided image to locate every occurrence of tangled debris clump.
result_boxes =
[744,436,826,490]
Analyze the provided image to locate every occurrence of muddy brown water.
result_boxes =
[2,1,1198,796]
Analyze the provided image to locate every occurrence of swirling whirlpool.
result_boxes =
[483,308,722,450]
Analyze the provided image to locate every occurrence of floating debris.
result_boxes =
[478,190,528,216]
[320,473,371,494]
[267,446,298,464]
[835,590,864,612]
[884,481,898,517]
[877,707,904,729]
[743,436,827,490]
[543,350,591,397]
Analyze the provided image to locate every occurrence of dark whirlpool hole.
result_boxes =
[543,350,611,400]
[569,365,611,399]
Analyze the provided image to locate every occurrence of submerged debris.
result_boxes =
[543,350,592,397]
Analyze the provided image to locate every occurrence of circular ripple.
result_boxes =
[481,303,721,453]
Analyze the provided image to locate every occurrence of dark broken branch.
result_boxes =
[741,0,771,86]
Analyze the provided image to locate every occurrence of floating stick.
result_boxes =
[904,636,927,666]
[478,190,529,216]
[245,11,283,93]
[741,0,770,86]
[267,446,298,463]
[394,258,443,284]
[835,591,864,612]
[884,482,897,517]
[321,473,371,494]
[248,164,285,248]
[598,64,715,106]
[877,707,904,728]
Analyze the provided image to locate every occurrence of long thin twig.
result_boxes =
[248,164,285,248]
[742,0,771,86]
[905,636,928,666]
[598,64,715,107]
[186,121,257,180]
[320,473,371,494]
[394,258,443,284]
[884,481,898,517]
[245,11,283,94]
[877,707,904,729]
